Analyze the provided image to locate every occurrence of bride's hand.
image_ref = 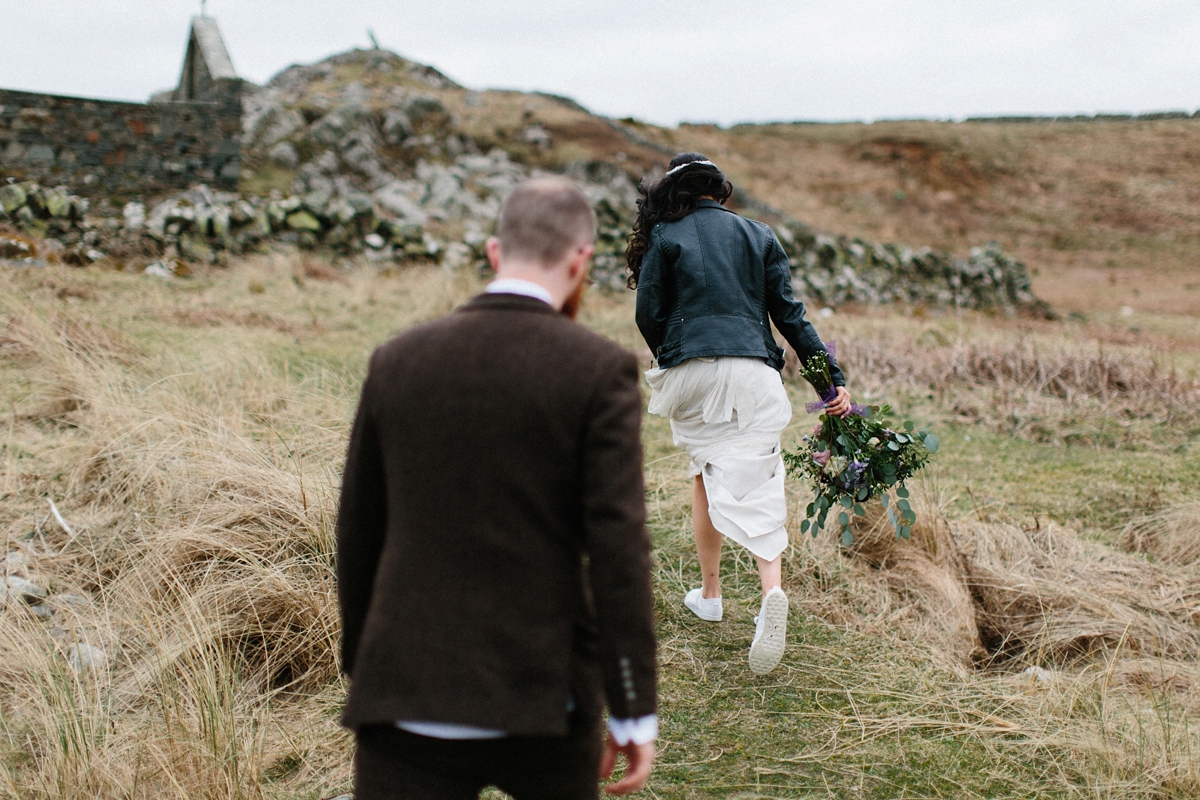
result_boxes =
[824,386,852,417]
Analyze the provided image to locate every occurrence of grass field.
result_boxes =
[2,253,1200,798]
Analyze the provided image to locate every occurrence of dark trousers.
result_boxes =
[353,714,604,800]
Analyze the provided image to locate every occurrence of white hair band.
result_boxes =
[665,159,717,177]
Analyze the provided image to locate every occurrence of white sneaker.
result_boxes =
[684,588,723,621]
[749,587,788,675]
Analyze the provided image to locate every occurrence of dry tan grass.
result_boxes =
[1122,503,1200,570]
[0,256,490,798]
[3,258,1199,797]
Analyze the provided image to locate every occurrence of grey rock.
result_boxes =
[123,201,147,231]
[323,225,352,247]
[43,189,73,219]
[373,180,428,225]
[24,144,56,163]
[364,232,386,249]
[286,210,322,232]
[364,243,394,262]
[326,197,358,225]
[29,603,53,620]
[212,205,231,237]
[382,108,412,144]
[268,141,299,169]
[3,551,28,574]
[307,112,350,146]
[66,643,107,673]
[523,125,551,147]
[143,261,175,278]
[231,199,257,224]
[341,81,371,105]
[0,184,27,215]
[303,187,334,215]
[243,98,306,148]
[6,575,48,603]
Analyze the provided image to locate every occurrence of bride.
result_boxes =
[627,153,853,674]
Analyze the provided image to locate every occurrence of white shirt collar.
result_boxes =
[486,278,554,307]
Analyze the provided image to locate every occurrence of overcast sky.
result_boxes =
[2,0,1198,126]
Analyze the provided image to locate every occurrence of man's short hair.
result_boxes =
[497,177,595,267]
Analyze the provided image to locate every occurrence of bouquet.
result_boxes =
[782,343,938,546]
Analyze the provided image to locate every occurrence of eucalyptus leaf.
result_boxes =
[840,496,854,509]
[924,434,940,453]
[899,525,911,539]
[880,494,889,508]
[800,519,810,534]
[895,433,909,444]
[887,441,900,451]
[896,486,909,499]
[837,511,850,526]
[853,504,865,516]
[904,421,914,432]
[897,498,912,512]
[841,529,854,547]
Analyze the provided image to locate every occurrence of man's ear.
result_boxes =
[485,237,502,272]
[567,244,595,279]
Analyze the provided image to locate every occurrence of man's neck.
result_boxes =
[493,266,569,311]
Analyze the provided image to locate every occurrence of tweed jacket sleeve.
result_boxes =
[634,227,670,359]
[335,353,388,676]
[580,349,658,720]
[763,231,847,387]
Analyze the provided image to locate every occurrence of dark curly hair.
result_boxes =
[625,153,733,289]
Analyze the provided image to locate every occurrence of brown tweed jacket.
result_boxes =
[336,292,657,737]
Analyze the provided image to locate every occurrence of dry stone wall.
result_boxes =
[0,88,243,197]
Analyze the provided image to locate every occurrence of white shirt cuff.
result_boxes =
[607,714,658,746]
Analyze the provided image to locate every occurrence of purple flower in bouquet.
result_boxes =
[840,460,867,492]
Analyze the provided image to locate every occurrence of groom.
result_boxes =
[336,177,658,799]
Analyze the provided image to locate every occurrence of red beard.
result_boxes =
[560,280,587,320]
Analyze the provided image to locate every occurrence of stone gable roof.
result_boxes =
[190,16,238,80]
[174,15,241,101]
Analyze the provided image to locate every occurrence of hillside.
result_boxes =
[236,48,1200,315]
[660,118,1200,314]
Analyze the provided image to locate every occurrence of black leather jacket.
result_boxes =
[634,200,846,386]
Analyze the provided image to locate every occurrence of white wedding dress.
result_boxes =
[645,356,792,561]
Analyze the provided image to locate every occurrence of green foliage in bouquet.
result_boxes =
[783,347,938,546]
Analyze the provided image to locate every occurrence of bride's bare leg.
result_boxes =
[693,475,722,599]
[754,555,782,595]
